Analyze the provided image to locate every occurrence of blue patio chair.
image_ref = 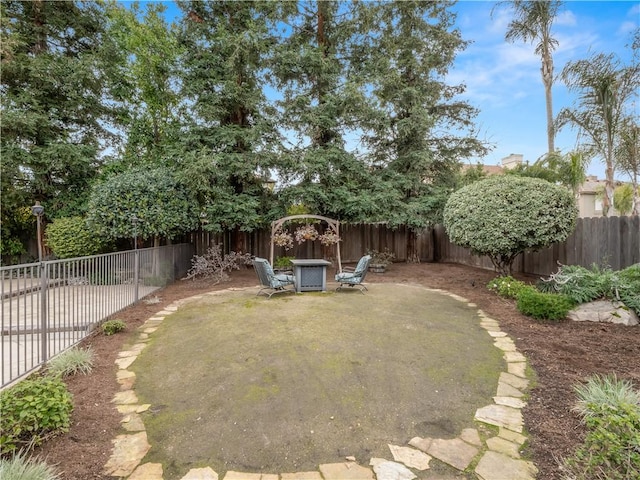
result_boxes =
[253,257,296,298]
[335,255,371,294]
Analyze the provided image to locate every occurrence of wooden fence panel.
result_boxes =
[194,216,638,276]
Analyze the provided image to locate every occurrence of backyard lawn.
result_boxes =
[34,262,640,479]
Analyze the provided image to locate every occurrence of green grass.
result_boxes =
[131,285,506,479]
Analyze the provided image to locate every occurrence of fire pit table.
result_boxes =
[290,259,332,293]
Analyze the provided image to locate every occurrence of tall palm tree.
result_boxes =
[496,1,562,155]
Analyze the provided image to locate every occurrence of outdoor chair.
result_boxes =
[253,257,296,298]
[335,254,371,294]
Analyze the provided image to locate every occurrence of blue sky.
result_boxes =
[450,1,638,180]
[138,0,638,181]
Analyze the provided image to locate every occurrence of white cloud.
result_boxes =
[618,20,638,37]
[556,10,577,27]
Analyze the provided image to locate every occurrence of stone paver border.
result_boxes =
[104,285,537,480]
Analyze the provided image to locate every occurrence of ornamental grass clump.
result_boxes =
[0,452,60,480]
[562,374,640,480]
[47,347,94,377]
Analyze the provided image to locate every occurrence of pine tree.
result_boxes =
[355,0,488,260]
[1,0,118,255]
[173,1,290,250]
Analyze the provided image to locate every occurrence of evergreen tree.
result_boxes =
[271,1,380,221]
[173,0,290,250]
[106,1,182,169]
[355,0,488,259]
[1,0,118,254]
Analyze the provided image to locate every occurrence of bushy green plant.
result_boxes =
[102,319,126,336]
[617,264,640,316]
[0,452,60,480]
[47,347,94,377]
[0,376,73,454]
[487,276,529,299]
[274,256,295,269]
[44,216,107,259]
[539,263,640,315]
[563,375,640,479]
[516,287,575,322]
[443,175,577,275]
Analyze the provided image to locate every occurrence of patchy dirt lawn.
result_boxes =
[34,262,640,479]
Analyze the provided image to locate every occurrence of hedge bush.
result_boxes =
[0,376,73,454]
[45,216,106,259]
[443,176,577,275]
[516,287,575,322]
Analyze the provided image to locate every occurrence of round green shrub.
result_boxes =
[516,287,576,322]
[443,176,578,275]
[0,376,73,454]
[45,216,106,259]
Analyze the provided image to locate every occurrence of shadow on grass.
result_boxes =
[131,284,504,478]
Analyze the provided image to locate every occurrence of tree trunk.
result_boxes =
[406,229,420,263]
[542,52,555,154]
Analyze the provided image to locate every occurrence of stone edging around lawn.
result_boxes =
[103,286,538,480]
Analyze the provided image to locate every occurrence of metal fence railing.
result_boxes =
[1,243,194,389]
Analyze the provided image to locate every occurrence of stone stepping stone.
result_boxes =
[281,472,323,480]
[388,444,431,470]
[115,356,137,369]
[318,462,374,479]
[121,412,145,432]
[129,462,163,480]
[475,451,537,480]
[103,432,151,477]
[460,428,482,447]
[475,404,524,433]
[370,458,416,480]
[180,467,219,480]
[112,390,138,405]
[223,472,277,480]
[423,437,479,471]
[486,436,521,458]
[493,396,527,409]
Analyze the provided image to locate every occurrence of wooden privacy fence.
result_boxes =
[434,216,639,276]
[192,216,639,277]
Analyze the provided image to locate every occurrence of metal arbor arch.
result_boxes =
[269,214,342,272]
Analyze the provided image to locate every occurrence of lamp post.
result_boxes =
[31,201,47,362]
[31,201,44,263]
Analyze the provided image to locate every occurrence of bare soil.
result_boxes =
[34,262,640,479]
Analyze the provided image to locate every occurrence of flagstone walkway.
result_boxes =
[103,287,537,480]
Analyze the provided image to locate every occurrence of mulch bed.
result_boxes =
[33,262,640,479]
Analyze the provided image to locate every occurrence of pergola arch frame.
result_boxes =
[269,214,342,272]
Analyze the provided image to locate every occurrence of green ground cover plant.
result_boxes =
[486,275,529,299]
[563,374,640,479]
[102,319,126,336]
[0,452,60,480]
[0,376,73,454]
[538,264,640,315]
[46,347,94,377]
[516,288,575,322]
